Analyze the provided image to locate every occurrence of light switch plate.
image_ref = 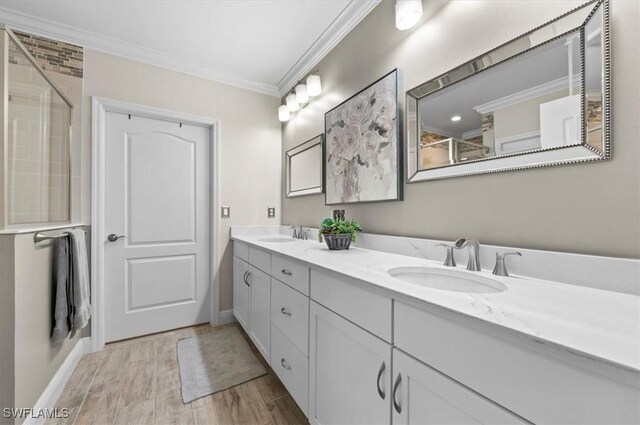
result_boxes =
[221,206,230,218]
[267,207,276,218]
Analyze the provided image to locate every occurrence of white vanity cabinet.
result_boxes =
[233,238,639,425]
[232,255,250,330]
[233,242,271,361]
[309,301,391,425]
[391,349,526,425]
[248,265,270,360]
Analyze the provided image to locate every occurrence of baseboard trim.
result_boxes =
[23,336,91,425]
[218,309,236,325]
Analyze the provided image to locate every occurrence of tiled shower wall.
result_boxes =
[5,31,83,224]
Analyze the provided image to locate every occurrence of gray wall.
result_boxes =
[13,233,83,411]
[0,236,15,423]
[282,0,640,258]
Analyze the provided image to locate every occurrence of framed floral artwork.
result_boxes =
[324,69,402,205]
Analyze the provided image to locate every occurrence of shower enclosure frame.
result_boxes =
[0,24,73,231]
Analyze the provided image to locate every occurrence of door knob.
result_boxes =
[107,234,127,242]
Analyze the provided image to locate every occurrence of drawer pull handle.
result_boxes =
[280,307,292,317]
[376,361,386,400]
[392,373,402,414]
[243,271,251,287]
[280,358,291,370]
[281,269,293,276]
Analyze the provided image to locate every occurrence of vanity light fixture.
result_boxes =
[278,104,290,122]
[451,115,461,122]
[307,73,322,97]
[296,83,309,104]
[395,0,423,31]
[286,92,300,112]
[278,72,323,121]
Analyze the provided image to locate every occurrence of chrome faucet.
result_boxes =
[454,238,481,271]
[492,251,522,277]
[289,225,307,240]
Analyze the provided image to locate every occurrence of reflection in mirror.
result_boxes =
[584,4,604,153]
[286,134,324,198]
[418,31,582,170]
[406,0,610,182]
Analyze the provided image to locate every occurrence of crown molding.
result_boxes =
[276,0,382,97]
[0,7,281,97]
[473,74,581,115]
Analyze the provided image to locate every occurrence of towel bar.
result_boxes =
[34,229,86,243]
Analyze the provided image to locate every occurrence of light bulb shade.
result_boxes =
[286,93,299,112]
[278,104,290,121]
[295,83,309,104]
[307,74,322,97]
[395,0,423,30]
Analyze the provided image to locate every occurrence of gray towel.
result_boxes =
[68,229,91,330]
[52,237,71,341]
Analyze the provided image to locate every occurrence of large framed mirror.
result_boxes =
[406,0,609,182]
[285,134,324,197]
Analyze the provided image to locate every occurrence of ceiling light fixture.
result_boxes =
[296,83,309,104]
[278,104,290,122]
[451,115,462,122]
[395,0,423,31]
[307,74,322,97]
[286,92,300,112]
[278,72,323,122]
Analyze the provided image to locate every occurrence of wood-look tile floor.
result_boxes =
[47,323,309,425]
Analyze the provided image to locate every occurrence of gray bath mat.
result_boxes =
[177,326,267,403]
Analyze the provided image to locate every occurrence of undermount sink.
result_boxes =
[258,237,296,243]
[388,266,507,294]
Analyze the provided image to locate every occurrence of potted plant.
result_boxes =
[318,217,362,250]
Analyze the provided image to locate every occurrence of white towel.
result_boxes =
[68,229,91,329]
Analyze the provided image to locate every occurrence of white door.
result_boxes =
[392,349,526,425]
[309,301,391,425]
[104,112,210,342]
[247,265,270,360]
[233,256,250,331]
[539,94,581,149]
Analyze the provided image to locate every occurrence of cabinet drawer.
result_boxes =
[311,269,392,342]
[271,278,309,356]
[271,324,308,416]
[271,254,310,295]
[394,301,640,425]
[234,241,249,262]
[249,246,271,274]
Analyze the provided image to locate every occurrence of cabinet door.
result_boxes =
[392,349,526,425]
[309,301,391,425]
[248,265,270,361]
[233,256,250,331]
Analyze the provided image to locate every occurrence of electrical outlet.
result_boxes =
[267,207,276,218]
[221,206,230,218]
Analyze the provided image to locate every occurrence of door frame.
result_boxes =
[90,97,220,352]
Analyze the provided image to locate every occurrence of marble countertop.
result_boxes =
[232,232,640,381]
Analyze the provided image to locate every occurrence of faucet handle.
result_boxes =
[492,251,522,277]
[436,243,456,267]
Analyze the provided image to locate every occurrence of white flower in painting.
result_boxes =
[327,125,344,156]
[330,125,362,161]
[329,157,349,176]
[371,90,396,136]
[342,92,373,127]
[359,131,383,162]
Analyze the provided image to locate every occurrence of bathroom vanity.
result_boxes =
[231,228,639,425]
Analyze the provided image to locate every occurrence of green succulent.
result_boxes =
[318,218,362,243]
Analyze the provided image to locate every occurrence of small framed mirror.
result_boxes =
[406,0,610,182]
[285,134,324,198]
